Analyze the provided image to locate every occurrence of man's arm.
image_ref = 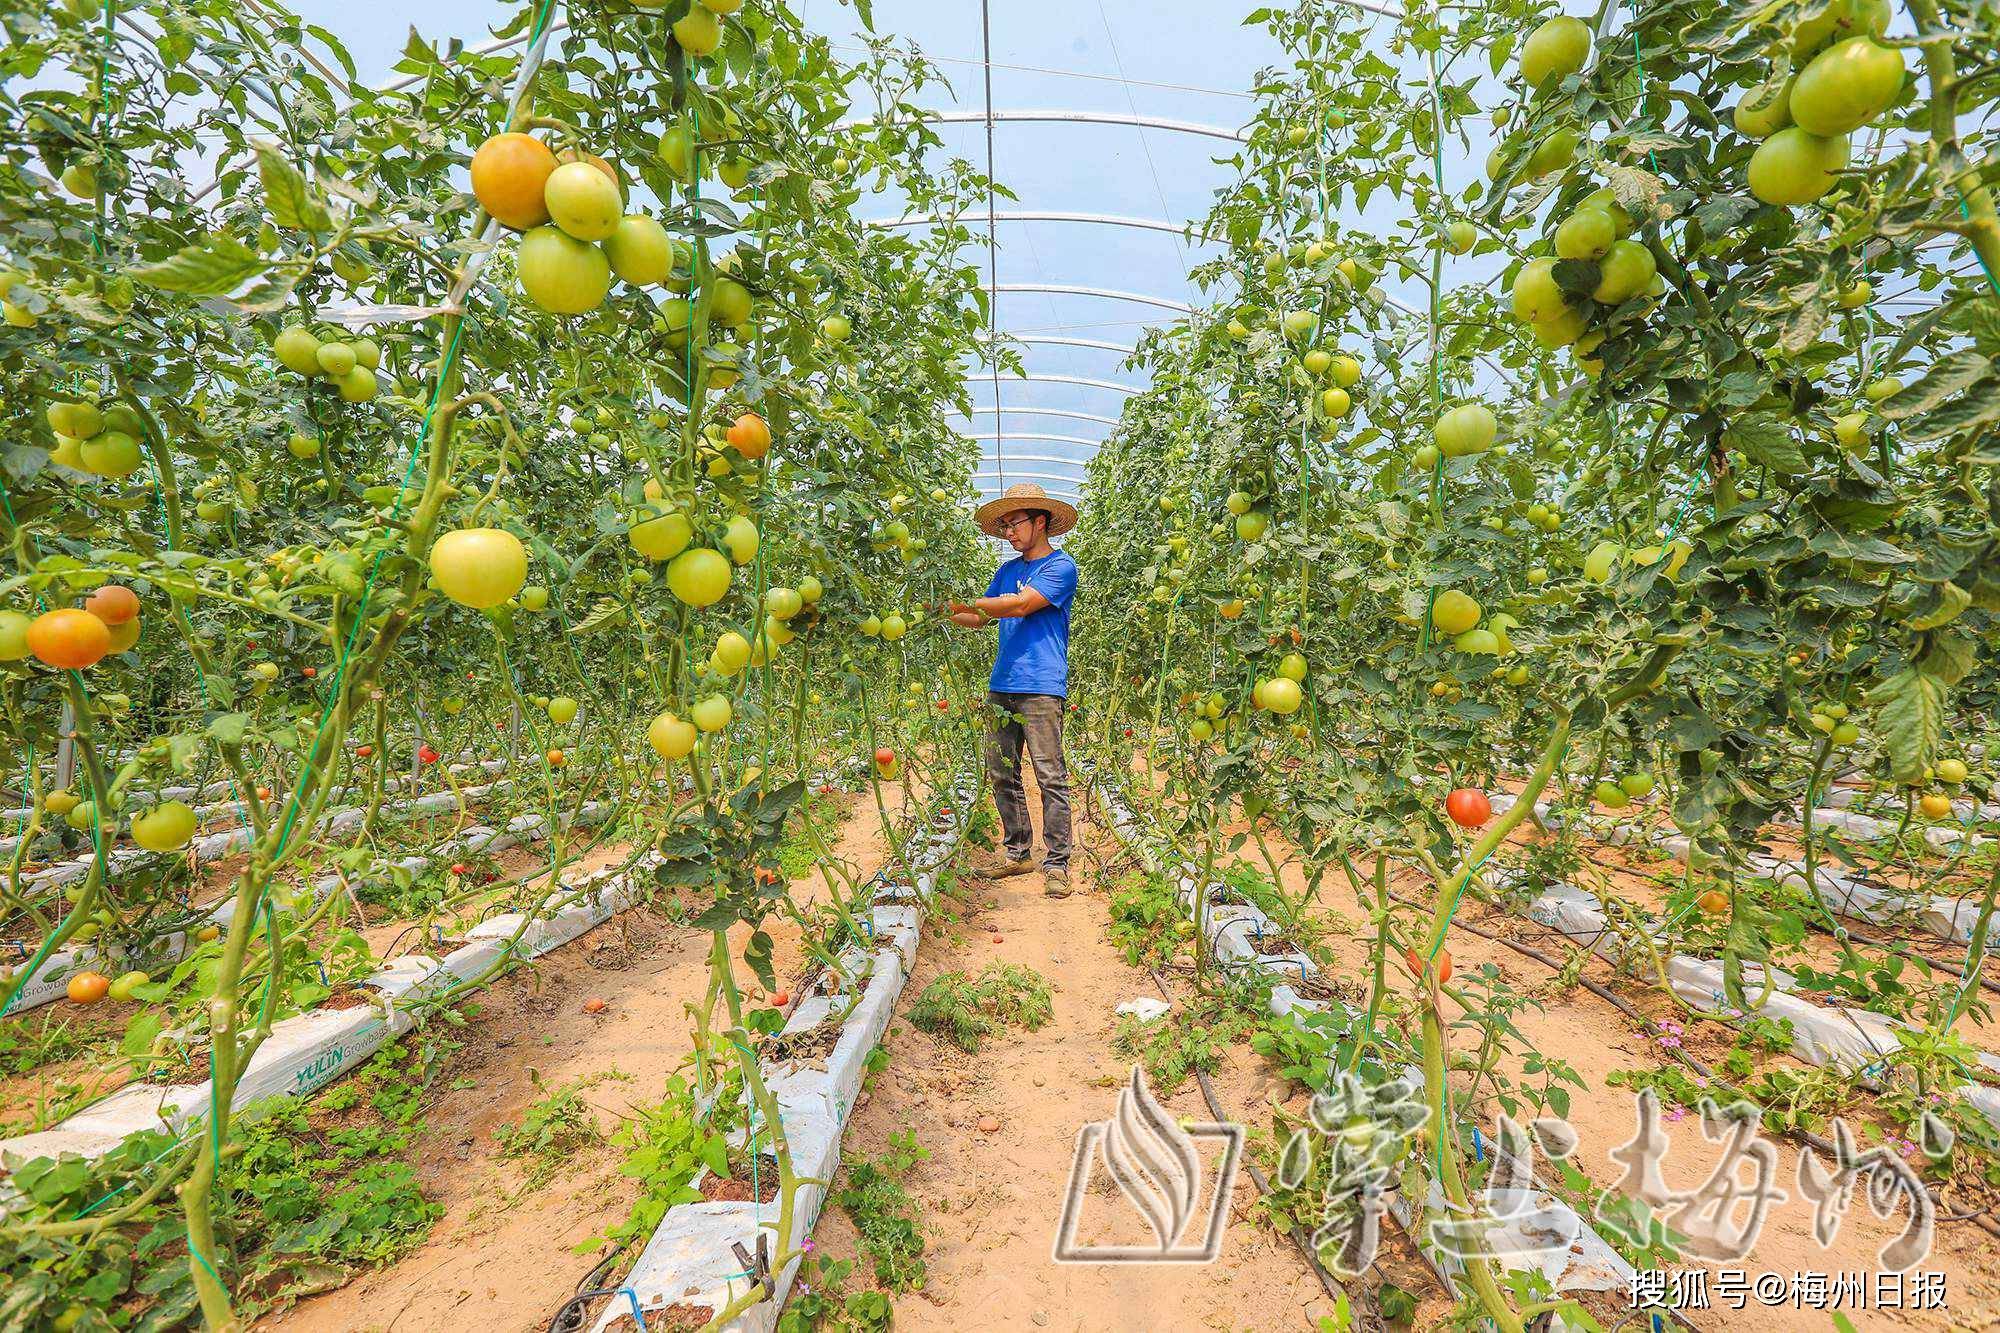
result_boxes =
[948,588,1051,626]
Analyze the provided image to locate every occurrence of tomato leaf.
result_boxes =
[121,1009,163,1057]
[1870,667,1945,784]
[1878,349,1992,421]
[255,141,334,232]
[1722,414,1805,474]
[1917,630,1977,687]
[744,930,776,991]
[1903,373,2000,443]
[129,234,268,295]
[1905,581,1970,631]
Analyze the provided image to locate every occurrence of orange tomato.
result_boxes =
[470,132,557,231]
[546,748,566,767]
[67,971,111,1005]
[1697,889,1729,915]
[85,584,139,625]
[726,412,772,459]
[769,989,791,1008]
[27,609,111,669]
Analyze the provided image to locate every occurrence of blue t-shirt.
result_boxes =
[986,548,1078,696]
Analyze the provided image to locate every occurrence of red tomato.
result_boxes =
[301,666,317,678]
[1445,788,1492,828]
[769,989,791,1008]
[874,747,895,767]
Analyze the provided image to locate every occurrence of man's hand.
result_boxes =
[948,601,987,629]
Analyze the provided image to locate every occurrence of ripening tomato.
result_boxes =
[1445,788,1491,828]
[726,412,772,459]
[517,226,611,315]
[27,608,111,669]
[544,161,623,242]
[603,214,672,285]
[430,527,529,609]
[132,800,197,852]
[667,547,731,607]
[1697,889,1729,915]
[84,584,140,625]
[67,971,111,1005]
[471,132,558,231]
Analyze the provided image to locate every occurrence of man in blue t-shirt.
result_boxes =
[947,483,1080,897]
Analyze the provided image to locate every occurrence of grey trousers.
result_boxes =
[986,691,1071,871]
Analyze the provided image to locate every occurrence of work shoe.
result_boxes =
[990,857,1036,879]
[1042,869,1072,898]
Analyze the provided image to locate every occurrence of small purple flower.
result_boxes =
[802,1238,815,1253]
[1664,1107,1686,1122]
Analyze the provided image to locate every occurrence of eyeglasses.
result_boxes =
[996,513,1038,533]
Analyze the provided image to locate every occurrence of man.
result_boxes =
[948,482,1080,897]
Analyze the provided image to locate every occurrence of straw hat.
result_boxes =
[974,482,1078,539]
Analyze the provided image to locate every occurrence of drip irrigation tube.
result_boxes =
[1395,889,2000,1245]
[1141,961,1364,1317]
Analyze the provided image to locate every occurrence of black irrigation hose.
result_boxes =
[1093,792,1707,1331]
[1398,891,2000,1246]
[546,1244,633,1333]
[1140,960,1367,1320]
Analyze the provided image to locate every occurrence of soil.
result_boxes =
[237,756,2000,1333]
[1189,799,2000,1332]
[805,767,1349,1331]
[698,1153,781,1204]
[259,784,902,1333]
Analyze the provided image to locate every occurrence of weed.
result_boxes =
[1107,867,1188,967]
[1112,995,1256,1094]
[494,1068,628,1191]
[907,962,1053,1051]
[834,1130,930,1292]
[776,1255,893,1332]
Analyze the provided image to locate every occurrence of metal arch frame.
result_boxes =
[974,372,1141,395]
[993,284,1193,315]
[949,406,1122,428]
[973,470,1084,490]
[954,436,1100,456]
[965,453,1092,470]
[839,110,1248,144]
[875,215,1454,328]
[979,334,1137,355]
[871,211,1222,245]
